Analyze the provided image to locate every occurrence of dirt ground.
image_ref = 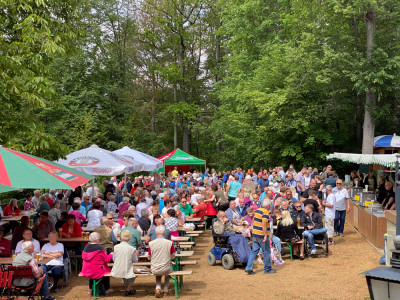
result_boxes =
[57,223,380,300]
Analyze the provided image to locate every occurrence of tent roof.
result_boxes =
[326,152,400,168]
[158,148,206,166]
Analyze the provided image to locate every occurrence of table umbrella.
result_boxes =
[56,144,145,176]
[0,146,93,191]
[113,146,163,171]
[374,134,400,148]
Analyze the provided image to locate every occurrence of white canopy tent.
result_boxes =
[113,146,163,171]
[56,145,145,198]
[326,152,400,168]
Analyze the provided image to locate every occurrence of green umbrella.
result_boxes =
[0,146,93,190]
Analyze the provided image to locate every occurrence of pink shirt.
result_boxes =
[69,210,86,224]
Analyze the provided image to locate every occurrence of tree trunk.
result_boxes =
[362,11,376,154]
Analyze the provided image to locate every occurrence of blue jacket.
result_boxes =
[235,205,248,218]
[226,208,240,223]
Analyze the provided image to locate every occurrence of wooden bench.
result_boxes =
[186,231,203,234]
[80,270,193,299]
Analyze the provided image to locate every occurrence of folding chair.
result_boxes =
[8,265,42,300]
[0,270,13,300]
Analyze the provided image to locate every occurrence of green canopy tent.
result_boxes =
[157,148,206,175]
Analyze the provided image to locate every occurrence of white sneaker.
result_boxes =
[257,257,263,265]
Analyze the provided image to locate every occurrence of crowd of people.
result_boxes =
[0,164,395,297]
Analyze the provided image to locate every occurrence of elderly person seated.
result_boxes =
[290,201,305,223]
[148,225,176,298]
[13,241,55,300]
[121,218,141,248]
[138,209,151,235]
[69,198,86,215]
[193,196,207,222]
[49,200,61,225]
[276,211,304,260]
[111,230,139,296]
[118,197,131,218]
[235,197,248,218]
[32,211,55,240]
[225,200,242,226]
[136,198,149,219]
[42,232,64,292]
[213,211,240,235]
[94,216,117,253]
[301,204,327,255]
[61,214,83,238]
[80,232,113,296]
[87,202,103,227]
[36,195,50,214]
[243,207,254,228]
[106,213,121,238]
[11,216,30,251]
[15,229,40,255]
[280,200,293,213]
[174,205,185,226]
[107,195,118,213]
[146,216,171,243]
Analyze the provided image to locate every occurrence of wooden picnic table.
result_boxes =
[185,217,201,222]
[0,257,52,265]
[2,215,23,222]
[82,227,96,232]
[41,237,89,243]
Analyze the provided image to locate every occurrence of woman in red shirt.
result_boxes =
[61,214,83,238]
[3,199,21,216]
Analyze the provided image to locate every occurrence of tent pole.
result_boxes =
[124,172,127,189]
[91,178,95,200]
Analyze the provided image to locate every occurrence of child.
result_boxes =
[239,221,251,243]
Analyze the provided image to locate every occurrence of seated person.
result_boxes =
[15,229,40,256]
[179,197,194,217]
[290,201,305,223]
[42,232,64,292]
[12,241,55,300]
[32,211,55,240]
[111,230,139,296]
[68,202,86,224]
[165,209,179,237]
[121,218,141,248]
[193,196,207,222]
[80,232,113,296]
[0,226,11,257]
[36,195,50,214]
[225,200,242,226]
[11,216,30,251]
[146,216,171,243]
[3,198,21,216]
[235,198,248,218]
[213,211,240,235]
[87,202,103,228]
[106,213,121,238]
[243,207,254,227]
[280,200,293,213]
[301,204,327,255]
[94,216,117,253]
[138,209,151,234]
[276,211,304,260]
[61,214,83,238]
[55,212,69,231]
[303,189,322,213]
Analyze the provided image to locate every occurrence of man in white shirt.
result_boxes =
[322,185,336,245]
[42,231,64,292]
[15,229,40,256]
[332,179,350,237]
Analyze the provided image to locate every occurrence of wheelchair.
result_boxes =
[303,231,329,258]
[207,219,239,270]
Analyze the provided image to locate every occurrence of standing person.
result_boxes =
[323,185,336,245]
[49,201,61,225]
[295,167,307,196]
[212,184,228,211]
[332,179,350,237]
[227,176,242,201]
[32,190,41,208]
[245,198,276,275]
[148,225,176,298]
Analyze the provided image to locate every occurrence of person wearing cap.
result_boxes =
[0,226,11,257]
[32,211,55,240]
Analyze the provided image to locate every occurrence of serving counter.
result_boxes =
[347,201,386,248]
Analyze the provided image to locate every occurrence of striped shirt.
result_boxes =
[252,207,270,238]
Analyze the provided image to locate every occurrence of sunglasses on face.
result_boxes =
[295,206,301,208]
